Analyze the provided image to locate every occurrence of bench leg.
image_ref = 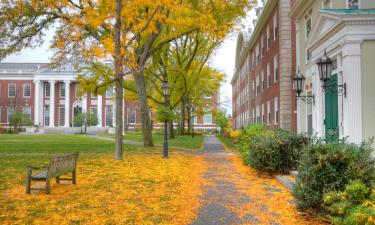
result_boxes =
[72,171,76,184]
[46,179,51,195]
[26,169,32,194]
[56,176,60,184]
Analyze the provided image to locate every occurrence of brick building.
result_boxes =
[0,63,218,133]
[231,0,297,131]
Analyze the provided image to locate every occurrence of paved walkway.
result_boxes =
[191,135,321,225]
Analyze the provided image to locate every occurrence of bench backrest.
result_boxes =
[48,153,78,177]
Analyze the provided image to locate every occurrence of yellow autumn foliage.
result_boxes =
[0,154,207,225]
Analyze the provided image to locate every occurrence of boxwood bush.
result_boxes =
[293,140,375,212]
[238,124,309,172]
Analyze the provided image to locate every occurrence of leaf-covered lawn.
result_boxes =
[216,134,238,151]
[101,132,205,150]
[0,153,207,225]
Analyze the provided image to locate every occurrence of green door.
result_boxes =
[325,74,339,141]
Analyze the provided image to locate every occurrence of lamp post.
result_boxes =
[293,70,314,104]
[317,49,347,97]
[161,79,170,158]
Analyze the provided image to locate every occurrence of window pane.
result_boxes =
[59,107,65,126]
[24,84,31,97]
[106,106,113,126]
[128,107,136,124]
[60,83,65,97]
[45,83,50,97]
[203,113,212,124]
[348,0,358,9]
[8,84,16,97]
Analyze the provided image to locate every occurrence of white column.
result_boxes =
[33,80,41,126]
[97,95,103,127]
[122,98,125,134]
[64,80,71,127]
[82,94,87,113]
[49,80,56,127]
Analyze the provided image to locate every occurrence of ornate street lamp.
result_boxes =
[293,70,314,104]
[161,79,170,158]
[317,49,347,97]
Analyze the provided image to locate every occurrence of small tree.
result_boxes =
[73,112,98,134]
[10,111,33,132]
[215,109,229,134]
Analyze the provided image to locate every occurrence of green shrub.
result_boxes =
[293,140,375,212]
[323,180,375,225]
[238,124,266,165]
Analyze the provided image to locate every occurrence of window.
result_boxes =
[307,92,313,137]
[348,0,359,9]
[60,83,65,98]
[8,84,16,98]
[267,25,270,50]
[274,55,278,82]
[23,107,32,119]
[45,83,50,97]
[256,76,260,96]
[23,84,31,98]
[106,87,114,98]
[256,43,260,64]
[193,115,197,124]
[253,108,255,123]
[44,106,50,126]
[59,107,65,126]
[105,106,113,127]
[128,107,136,124]
[273,13,278,40]
[274,97,279,125]
[203,112,212,124]
[267,63,271,87]
[305,10,312,38]
[261,34,264,57]
[267,100,271,125]
[262,104,265,124]
[7,107,14,123]
[256,106,260,123]
[91,107,97,117]
[74,83,79,98]
[261,70,265,92]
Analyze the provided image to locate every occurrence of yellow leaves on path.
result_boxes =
[0,154,207,225]
[229,156,327,225]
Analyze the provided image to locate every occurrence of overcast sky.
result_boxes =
[2,8,257,115]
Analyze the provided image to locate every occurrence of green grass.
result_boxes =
[216,134,238,151]
[101,132,204,150]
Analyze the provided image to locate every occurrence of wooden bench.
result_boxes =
[26,153,78,194]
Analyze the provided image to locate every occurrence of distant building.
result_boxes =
[0,63,218,133]
[290,0,375,143]
[232,0,297,131]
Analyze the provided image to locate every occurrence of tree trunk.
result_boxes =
[114,0,123,160]
[168,120,174,139]
[134,71,154,147]
[187,106,191,135]
[179,96,186,135]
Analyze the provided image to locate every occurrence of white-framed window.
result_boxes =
[261,34,264,57]
[8,83,16,98]
[267,100,271,125]
[261,70,265,92]
[106,87,114,98]
[253,108,255,123]
[261,104,265,124]
[322,0,331,8]
[74,83,79,98]
[23,84,31,98]
[90,107,97,117]
[44,106,50,126]
[273,13,278,40]
[256,106,260,123]
[45,83,50,98]
[128,107,136,124]
[348,0,359,9]
[274,55,278,82]
[23,107,32,119]
[59,107,65,126]
[256,43,260,64]
[203,112,212,124]
[267,63,271,87]
[305,10,312,39]
[7,107,14,123]
[105,106,113,127]
[274,97,279,125]
[256,76,260,96]
[267,25,270,50]
[60,83,65,98]
[193,115,197,125]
